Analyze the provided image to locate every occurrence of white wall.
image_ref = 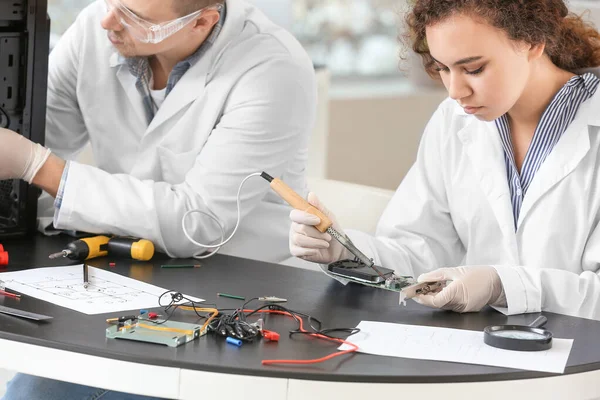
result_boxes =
[571,1,600,27]
[328,83,446,190]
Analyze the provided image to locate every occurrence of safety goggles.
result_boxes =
[104,0,221,44]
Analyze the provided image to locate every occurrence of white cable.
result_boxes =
[182,172,263,260]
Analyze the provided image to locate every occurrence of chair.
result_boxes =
[305,177,394,234]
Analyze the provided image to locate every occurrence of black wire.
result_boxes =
[154,293,360,342]
[242,301,360,340]
[150,291,217,326]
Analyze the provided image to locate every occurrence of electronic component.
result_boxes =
[385,277,412,290]
[106,315,138,324]
[208,315,260,341]
[162,295,360,366]
[226,337,243,347]
[323,259,416,304]
[106,318,204,348]
[0,243,7,266]
[258,296,287,303]
[328,260,394,283]
[262,329,280,341]
[400,281,446,299]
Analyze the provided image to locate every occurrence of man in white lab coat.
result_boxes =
[0,0,316,265]
[0,0,315,398]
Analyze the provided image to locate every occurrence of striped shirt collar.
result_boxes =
[495,72,600,229]
[114,3,226,124]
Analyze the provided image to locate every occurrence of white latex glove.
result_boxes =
[0,128,51,183]
[289,192,352,264]
[414,266,506,313]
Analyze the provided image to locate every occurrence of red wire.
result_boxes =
[240,309,359,366]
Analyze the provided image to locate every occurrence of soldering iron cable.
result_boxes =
[181,172,262,259]
[182,170,383,279]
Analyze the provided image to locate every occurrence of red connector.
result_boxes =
[0,250,8,267]
[262,329,280,342]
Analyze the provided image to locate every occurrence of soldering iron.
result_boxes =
[49,236,155,262]
[180,170,393,281]
[259,172,387,280]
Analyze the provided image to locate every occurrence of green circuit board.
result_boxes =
[327,270,415,292]
[106,319,206,348]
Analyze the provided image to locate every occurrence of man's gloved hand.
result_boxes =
[289,192,353,264]
[414,266,506,313]
[0,128,51,183]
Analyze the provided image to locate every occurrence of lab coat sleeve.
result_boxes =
[45,14,89,159]
[493,223,600,319]
[346,104,465,278]
[53,58,316,258]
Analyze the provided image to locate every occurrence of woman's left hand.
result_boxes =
[414,266,506,313]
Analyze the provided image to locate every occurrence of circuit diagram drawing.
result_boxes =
[0,265,203,314]
[8,270,152,305]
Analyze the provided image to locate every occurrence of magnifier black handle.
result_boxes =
[528,316,548,328]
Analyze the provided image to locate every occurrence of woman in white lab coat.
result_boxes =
[290,0,600,320]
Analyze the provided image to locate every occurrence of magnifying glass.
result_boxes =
[484,316,552,351]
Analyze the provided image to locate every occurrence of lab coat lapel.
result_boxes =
[458,117,519,261]
[113,60,148,129]
[144,59,209,136]
[518,94,599,227]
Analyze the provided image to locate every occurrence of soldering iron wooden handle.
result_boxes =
[267,177,332,233]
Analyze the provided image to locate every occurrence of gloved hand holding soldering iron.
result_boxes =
[288,192,506,313]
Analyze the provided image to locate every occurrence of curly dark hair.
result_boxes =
[404,0,600,78]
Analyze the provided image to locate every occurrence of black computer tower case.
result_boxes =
[0,0,49,238]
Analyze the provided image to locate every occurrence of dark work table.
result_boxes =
[1,234,600,385]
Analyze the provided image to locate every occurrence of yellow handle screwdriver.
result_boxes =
[49,236,110,261]
[260,172,386,279]
[49,236,155,262]
[107,237,155,261]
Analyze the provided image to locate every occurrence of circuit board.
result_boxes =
[327,270,415,292]
[326,259,415,290]
[106,319,206,347]
[324,260,418,305]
